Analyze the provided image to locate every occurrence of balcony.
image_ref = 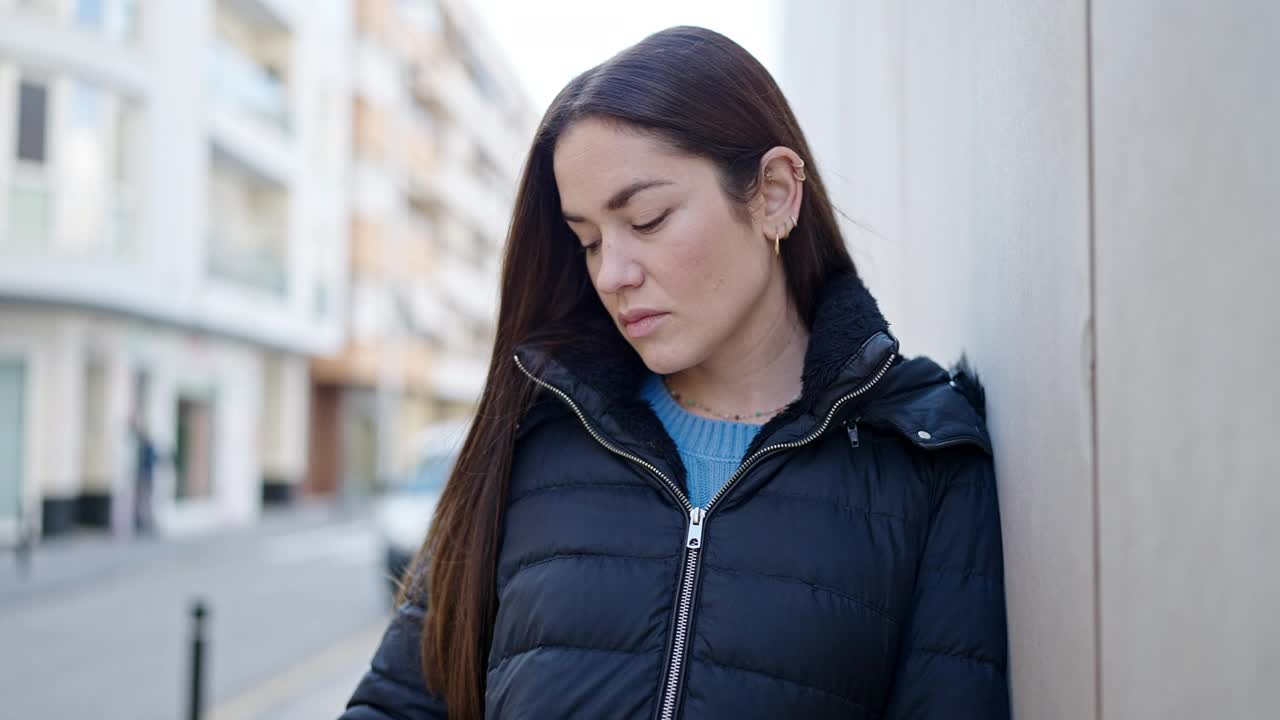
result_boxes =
[406,160,507,244]
[435,254,497,327]
[219,0,290,32]
[206,223,287,297]
[206,149,288,297]
[3,176,52,248]
[4,0,140,45]
[208,35,291,134]
[416,60,523,176]
[2,176,137,256]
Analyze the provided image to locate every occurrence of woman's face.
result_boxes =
[553,117,778,375]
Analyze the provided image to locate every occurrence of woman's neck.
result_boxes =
[664,278,809,424]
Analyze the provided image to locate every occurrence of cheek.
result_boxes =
[660,212,734,295]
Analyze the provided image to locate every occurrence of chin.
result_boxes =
[633,341,698,377]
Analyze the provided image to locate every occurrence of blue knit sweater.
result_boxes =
[638,373,763,508]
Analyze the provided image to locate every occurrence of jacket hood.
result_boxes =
[513,271,991,485]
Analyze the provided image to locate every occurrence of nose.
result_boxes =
[592,233,644,295]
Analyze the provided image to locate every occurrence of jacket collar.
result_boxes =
[513,271,989,488]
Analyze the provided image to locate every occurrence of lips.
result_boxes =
[619,310,668,339]
[620,309,665,325]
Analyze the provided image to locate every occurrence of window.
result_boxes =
[16,80,48,164]
[72,80,105,129]
[206,149,289,295]
[9,77,53,244]
[72,0,139,42]
[106,96,141,252]
[76,0,104,29]
[115,100,141,184]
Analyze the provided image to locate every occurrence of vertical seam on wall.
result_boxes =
[897,0,907,292]
[1085,1,1103,719]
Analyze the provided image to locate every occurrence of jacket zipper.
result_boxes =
[701,350,897,515]
[514,350,896,720]
[512,354,691,512]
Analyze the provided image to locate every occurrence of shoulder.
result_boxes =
[848,352,998,503]
[515,393,574,442]
[510,394,602,472]
[858,352,993,456]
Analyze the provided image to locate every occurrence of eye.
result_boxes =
[632,211,670,234]
[580,240,601,257]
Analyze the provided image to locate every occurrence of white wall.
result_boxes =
[0,307,276,538]
[141,321,265,534]
[783,3,1095,715]
[0,316,50,544]
[782,1,1278,717]
[1092,2,1280,717]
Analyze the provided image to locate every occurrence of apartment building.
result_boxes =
[307,0,536,497]
[0,0,352,541]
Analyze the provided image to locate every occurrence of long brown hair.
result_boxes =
[402,25,857,718]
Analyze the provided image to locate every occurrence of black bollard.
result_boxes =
[188,599,209,720]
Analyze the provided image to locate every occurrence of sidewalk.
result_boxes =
[0,499,368,611]
[0,497,391,720]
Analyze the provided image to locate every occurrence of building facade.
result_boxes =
[0,0,352,542]
[780,1,1278,716]
[307,0,535,498]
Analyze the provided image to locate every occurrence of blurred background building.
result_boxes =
[0,0,533,544]
[307,0,534,502]
[0,0,353,542]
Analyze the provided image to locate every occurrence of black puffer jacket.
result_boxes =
[343,273,1010,719]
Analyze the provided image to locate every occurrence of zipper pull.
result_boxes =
[846,418,860,448]
[686,507,705,549]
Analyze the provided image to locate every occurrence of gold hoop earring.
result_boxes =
[774,229,780,256]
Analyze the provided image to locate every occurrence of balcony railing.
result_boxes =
[4,178,52,247]
[7,0,140,45]
[3,177,138,255]
[206,225,287,297]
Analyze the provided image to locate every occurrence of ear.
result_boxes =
[755,146,805,247]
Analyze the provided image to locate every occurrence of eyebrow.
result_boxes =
[561,179,674,223]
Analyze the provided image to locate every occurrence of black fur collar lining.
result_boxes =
[514,271,893,486]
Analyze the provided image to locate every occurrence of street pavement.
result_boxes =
[0,502,397,720]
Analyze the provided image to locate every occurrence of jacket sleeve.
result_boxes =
[340,596,450,719]
[881,447,1011,719]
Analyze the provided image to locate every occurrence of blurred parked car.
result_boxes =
[375,417,470,598]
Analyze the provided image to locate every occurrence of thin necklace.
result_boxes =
[661,377,800,422]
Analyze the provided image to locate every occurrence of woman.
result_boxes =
[343,25,1009,720]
